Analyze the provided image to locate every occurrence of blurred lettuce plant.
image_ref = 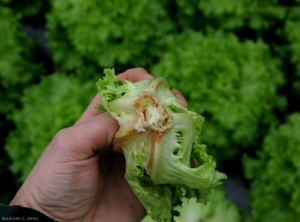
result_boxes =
[152,31,286,164]
[142,186,252,222]
[244,113,300,221]
[5,74,95,181]
[0,6,44,121]
[174,187,252,222]
[284,6,300,95]
[174,0,287,31]
[0,0,47,19]
[46,0,174,77]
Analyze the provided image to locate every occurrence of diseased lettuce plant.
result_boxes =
[244,113,300,221]
[97,69,226,221]
[5,74,95,181]
[152,31,286,164]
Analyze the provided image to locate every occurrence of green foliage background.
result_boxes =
[1,0,300,221]
[244,113,300,221]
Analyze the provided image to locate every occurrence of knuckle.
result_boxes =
[50,127,74,148]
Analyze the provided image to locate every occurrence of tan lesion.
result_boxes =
[146,130,164,174]
[115,92,173,145]
[115,116,143,148]
[115,91,173,173]
[132,92,173,134]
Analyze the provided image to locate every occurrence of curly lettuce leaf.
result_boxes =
[96,68,226,221]
[173,187,252,222]
[173,196,203,222]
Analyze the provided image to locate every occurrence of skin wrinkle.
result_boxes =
[34,159,98,220]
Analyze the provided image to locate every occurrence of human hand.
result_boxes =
[10,68,187,222]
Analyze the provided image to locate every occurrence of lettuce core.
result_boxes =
[132,91,173,133]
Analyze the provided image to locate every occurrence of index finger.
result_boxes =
[76,68,153,124]
[117,67,153,82]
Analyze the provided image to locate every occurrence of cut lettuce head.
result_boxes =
[96,68,226,221]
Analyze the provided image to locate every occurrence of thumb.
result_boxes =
[50,113,119,161]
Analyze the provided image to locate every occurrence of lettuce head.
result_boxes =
[96,68,226,221]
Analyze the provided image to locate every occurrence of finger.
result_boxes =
[190,158,198,168]
[53,113,119,161]
[172,89,188,108]
[117,67,153,82]
[111,139,123,154]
